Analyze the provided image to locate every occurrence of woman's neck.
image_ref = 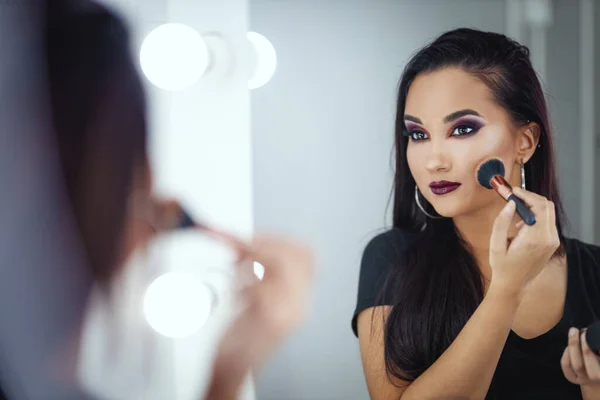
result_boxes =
[452,199,520,280]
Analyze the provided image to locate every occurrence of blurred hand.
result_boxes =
[205,234,314,400]
[488,187,560,300]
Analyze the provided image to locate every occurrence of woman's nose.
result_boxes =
[424,141,451,173]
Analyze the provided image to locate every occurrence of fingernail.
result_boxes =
[569,327,578,337]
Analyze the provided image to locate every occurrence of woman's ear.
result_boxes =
[516,122,540,163]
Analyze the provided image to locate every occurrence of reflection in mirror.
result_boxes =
[250,1,600,399]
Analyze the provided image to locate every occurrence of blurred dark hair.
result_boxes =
[381,28,566,383]
[45,1,147,283]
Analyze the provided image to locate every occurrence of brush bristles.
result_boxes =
[476,158,505,189]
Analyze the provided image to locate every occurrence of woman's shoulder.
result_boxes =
[352,227,418,336]
[362,227,419,262]
[356,227,418,301]
[565,237,600,286]
[566,237,600,268]
[564,237,600,323]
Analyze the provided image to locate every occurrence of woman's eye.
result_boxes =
[450,125,477,136]
[410,131,429,141]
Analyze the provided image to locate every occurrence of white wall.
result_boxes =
[93,0,255,399]
[143,0,255,395]
[596,1,600,242]
[545,0,583,239]
[543,0,598,244]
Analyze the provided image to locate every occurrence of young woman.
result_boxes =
[353,28,600,400]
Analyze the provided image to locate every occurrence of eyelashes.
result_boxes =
[450,124,479,137]
[404,130,429,141]
[402,122,483,142]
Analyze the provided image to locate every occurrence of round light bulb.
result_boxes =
[140,23,209,91]
[247,32,277,90]
[143,272,213,338]
[253,262,265,280]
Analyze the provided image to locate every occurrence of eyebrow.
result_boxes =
[404,109,483,125]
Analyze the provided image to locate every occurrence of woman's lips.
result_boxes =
[429,181,461,195]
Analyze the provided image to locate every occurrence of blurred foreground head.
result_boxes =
[46,0,149,284]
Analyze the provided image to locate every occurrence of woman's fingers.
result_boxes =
[561,346,580,384]
[509,188,559,252]
[512,187,548,210]
[581,330,600,382]
[490,201,516,255]
[568,328,587,379]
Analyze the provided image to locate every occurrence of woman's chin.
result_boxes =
[428,203,464,219]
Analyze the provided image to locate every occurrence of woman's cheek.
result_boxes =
[406,146,424,183]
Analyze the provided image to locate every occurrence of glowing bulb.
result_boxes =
[247,32,277,89]
[253,262,265,280]
[143,272,213,338]
[140,23,209,91]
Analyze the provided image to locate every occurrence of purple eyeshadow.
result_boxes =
[452,117,485,129]
[404,121,423,131]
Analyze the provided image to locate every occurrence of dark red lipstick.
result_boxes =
[429,180,461,195]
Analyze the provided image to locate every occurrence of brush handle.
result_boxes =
[586,320,600,354]
[507,194,536,226]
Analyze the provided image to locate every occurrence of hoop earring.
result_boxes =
[415,185,443,219]
[520,159,526,190]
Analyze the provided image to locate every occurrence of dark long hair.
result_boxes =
[45,1,147,283]
[382,28,567,382]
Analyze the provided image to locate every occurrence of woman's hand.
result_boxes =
[561,328,600,389]
[488,187,560,300]
[205,234,314,400]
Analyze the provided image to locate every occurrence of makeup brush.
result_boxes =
[475,158,536,226]
[152,200,250,252]
[585,320,600,354]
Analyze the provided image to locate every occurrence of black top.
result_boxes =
[352,228,600,400]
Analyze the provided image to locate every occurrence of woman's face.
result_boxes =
[405,67,524,218]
